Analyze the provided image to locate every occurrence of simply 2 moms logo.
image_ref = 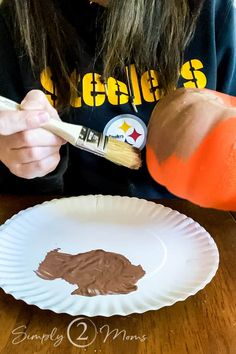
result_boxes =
[11,317,148,348]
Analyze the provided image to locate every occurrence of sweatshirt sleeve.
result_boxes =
[216,0,236,95]
[0,11,68,195]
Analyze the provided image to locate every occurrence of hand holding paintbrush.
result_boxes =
[0,91,141,179]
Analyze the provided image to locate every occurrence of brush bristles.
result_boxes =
[105,137,142,169]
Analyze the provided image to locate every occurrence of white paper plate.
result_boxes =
[0,195,219,316]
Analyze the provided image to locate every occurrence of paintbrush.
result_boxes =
[0,95,141,169]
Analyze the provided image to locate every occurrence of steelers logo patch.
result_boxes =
[103,114,147,150]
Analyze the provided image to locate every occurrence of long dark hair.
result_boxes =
[1,0,204,110]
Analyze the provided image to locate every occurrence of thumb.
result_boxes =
[20,90,48,110]
[20,90,59,120]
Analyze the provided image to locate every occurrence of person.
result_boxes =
[0,0,235,204]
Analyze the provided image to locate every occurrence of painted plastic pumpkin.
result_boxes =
[146,88,236,210]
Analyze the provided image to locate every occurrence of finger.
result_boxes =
[10,128,66,148]
[20,90,59,120]
[0,110,49,135]
[10,152,61,179]
[9,146,61,164]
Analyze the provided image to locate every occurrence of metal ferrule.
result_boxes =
[75,127,108,157]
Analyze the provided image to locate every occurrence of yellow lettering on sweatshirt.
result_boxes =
[141,70,160,102]
[70,70,82,108]
[181,59,207,88]
[40,59,207,108]
[83,73,106,107]
[40,67,58,106]
[125,64,142,105]
[107,77,129,105]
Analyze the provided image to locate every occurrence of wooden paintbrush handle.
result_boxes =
[0,95,20,110]
[41,120,82,146]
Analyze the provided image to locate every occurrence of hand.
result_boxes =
[0,90,65,179]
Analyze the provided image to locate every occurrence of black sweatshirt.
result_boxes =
[0,0,235,197]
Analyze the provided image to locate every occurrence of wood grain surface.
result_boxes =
[0,195,235,354]
[231,212,236,221]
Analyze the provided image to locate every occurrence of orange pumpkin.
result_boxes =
[146,88,236,210]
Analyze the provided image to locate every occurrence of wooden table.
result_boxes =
[0,195,235,354]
